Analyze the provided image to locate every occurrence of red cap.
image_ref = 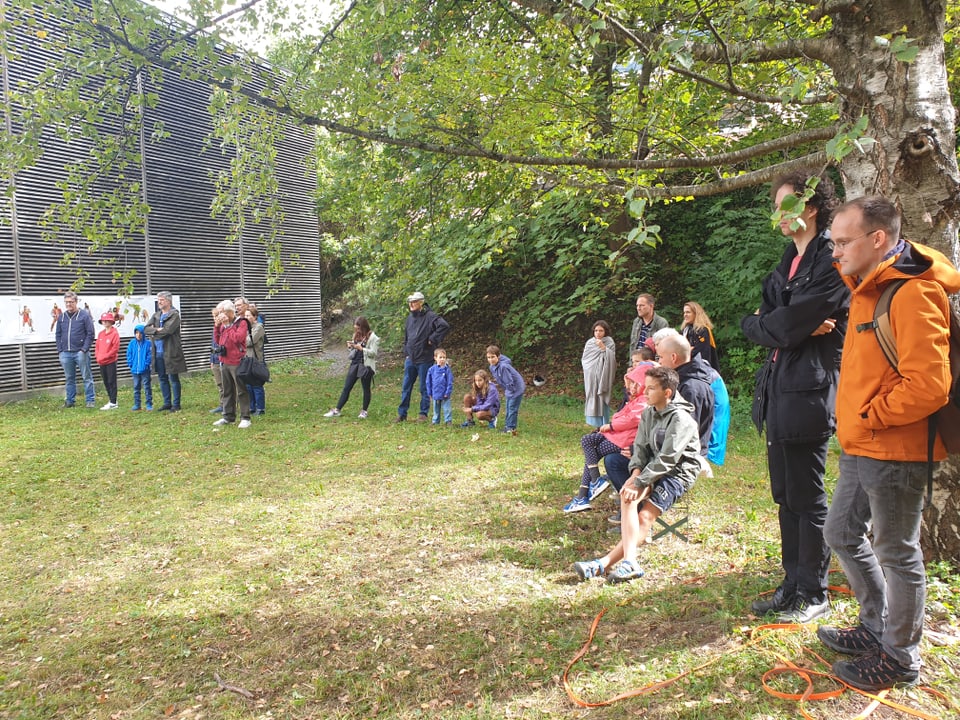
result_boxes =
[99,312,116,324]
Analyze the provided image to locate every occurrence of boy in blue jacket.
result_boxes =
[426,348,454,425]
[486,345,525,434]
[126,324,153,410]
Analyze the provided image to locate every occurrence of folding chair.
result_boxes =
[651,500,689,542]
[650,456,711,543]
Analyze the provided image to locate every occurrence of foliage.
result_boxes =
[0,362,957,719]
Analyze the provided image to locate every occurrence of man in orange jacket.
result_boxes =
[821,195,960,691]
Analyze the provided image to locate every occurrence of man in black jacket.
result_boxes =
[396,292,450,422]
[654,330,715,456]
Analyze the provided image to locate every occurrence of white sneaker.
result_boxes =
[213,418,229,426]
[323,408,341,417]
[358,410,368,419]
[100,402,118,410]
[238,418,252,429]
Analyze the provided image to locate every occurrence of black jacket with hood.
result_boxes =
[675,355,716,456]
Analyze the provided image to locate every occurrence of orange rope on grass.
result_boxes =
[564,611,954,718]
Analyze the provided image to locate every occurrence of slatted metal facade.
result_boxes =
[0,2,322,398]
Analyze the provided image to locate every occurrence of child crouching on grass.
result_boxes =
[461,369,499,428]
[486,345,525,435]
[573,366,701,584]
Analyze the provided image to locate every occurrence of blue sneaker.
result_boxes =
[563,496,591,513]
[588,476,610,501]
[573,559,605,581]
[146,403,153,411]
[607,560,644,584]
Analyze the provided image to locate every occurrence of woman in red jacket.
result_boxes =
[213,301,252,429]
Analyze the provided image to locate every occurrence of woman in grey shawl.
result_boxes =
[581,320,617,428]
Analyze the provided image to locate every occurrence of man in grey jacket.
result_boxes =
[628,293,669,360]
[573,366,701,584]
[55,291,96,408]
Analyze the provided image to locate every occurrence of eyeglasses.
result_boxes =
[833,229,879,251]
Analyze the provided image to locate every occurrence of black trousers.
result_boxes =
[767,439,831,604]
[337,363,373,411]
[99,362,117,404]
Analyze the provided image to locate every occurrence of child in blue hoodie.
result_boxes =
[425,348,454,425]
[486,344,526,434]
[126,324,153,410]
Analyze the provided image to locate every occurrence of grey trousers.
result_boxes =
[824,453,927,670]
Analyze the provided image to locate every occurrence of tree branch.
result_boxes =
[634,152,829,199]
[90,21,842,176]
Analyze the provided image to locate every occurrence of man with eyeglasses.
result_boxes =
[819,195,960,691]
[54,291,96,408]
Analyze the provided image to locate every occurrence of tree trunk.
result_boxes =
[832,0,960,562]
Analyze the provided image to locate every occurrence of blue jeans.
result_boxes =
[132,371,153,409]
[155,355,181,409]
[398,358,431,419]
[824,453,927,670]
[503,393,523,431]
[432,398,452,424]
[603,452,631,491]
[59,350,95,405]
[247,383,265,413]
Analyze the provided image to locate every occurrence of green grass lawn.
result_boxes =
[1,358,957,719]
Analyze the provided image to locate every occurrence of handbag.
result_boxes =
[357,363,374,380]
[238,355,270,386]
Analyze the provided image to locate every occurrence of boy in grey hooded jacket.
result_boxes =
[573,366,701,584]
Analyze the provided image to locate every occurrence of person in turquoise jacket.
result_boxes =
[126,324,153,411]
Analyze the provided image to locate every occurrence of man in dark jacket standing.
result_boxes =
[741,172,849,624]
[396,291,450,422]
[55,291,96,408]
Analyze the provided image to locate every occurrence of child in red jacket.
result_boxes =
[95,312,121,409]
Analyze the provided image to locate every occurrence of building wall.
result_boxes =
[0,2,322,398]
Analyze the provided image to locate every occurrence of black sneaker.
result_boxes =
[777,596,830,623]
[833,649,918,691]
[817,624,881,656]
[751,585,795,615]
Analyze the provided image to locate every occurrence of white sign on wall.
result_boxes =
[0,295,180,346]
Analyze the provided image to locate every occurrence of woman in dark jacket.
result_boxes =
[741,172,849,624]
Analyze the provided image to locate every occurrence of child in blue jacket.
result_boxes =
[425,348,454,425]
[126,324,153,411]
[486,345,525,434]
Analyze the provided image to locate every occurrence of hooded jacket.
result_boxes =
[425,363,454,400]
[490,354,526,398]
[55,308,95,353]
[403,303,450,365]
[675,355,716,456]
[126,325,153,374]
[629,394,702,492]
[741,230,850,443]
[836,240,960,461]
[94,324,120,365]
